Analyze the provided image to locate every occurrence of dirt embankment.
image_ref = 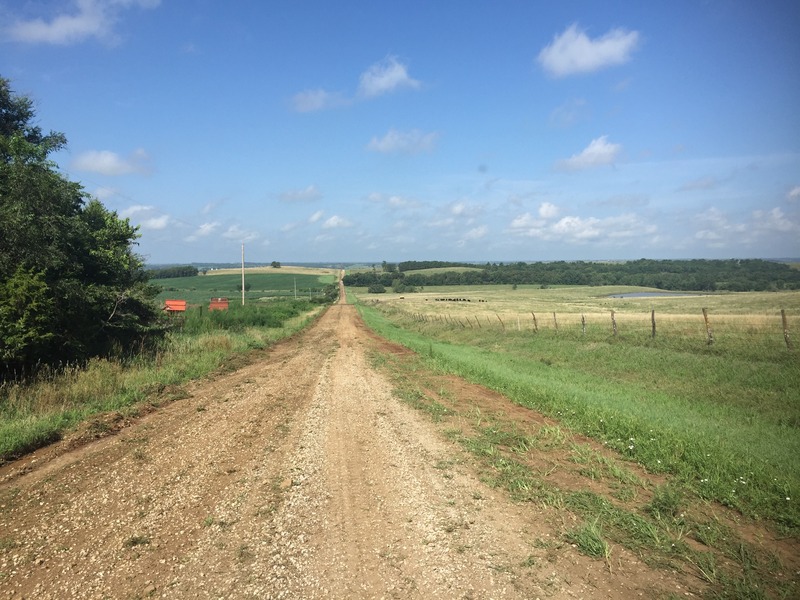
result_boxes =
[1,300,699,599]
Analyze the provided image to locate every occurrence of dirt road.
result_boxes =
[0,297,694,599]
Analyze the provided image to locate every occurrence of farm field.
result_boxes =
[152,267,338,306]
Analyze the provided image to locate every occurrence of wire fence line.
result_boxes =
[396,307,795,351]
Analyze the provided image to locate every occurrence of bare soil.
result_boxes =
[1,296,716,599]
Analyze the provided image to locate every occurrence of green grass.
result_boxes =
[354,292,800,532]
[367,318,798,599]
[0,299,325,462]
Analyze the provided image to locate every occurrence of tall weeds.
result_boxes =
[0,300,324,462]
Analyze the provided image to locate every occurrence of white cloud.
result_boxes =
[308,210,324,223]
[538,23,640,77]
[367,128,439,154]
[6,0,161,46]
[693,207,747,247]
[510,213,545,231]
[368,193,418,210]
[72,148,151,176]
[92,186,118,201]
[463,225,488,241]
[358,56,420,98]
[119,204,170,229]
[222,225,259,243]
[291,56,420,113]
[280,185,322,202]
[556,136,621,171]
[141,215,169,230]
[290,89,347,113]
[185,222,219,241]
[538,202,559,219]
[510,211,655,245]
[120,204,153,218]
[322,215,352,229]
[753,207,799,233]
[788,186,800,201]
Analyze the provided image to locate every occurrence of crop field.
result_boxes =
[152,268,337,305]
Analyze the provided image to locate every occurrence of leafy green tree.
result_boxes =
[0,77,162,375]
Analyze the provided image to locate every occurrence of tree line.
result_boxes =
[0,77,162,377]
[147,265,199,279]
[343,259,800,292]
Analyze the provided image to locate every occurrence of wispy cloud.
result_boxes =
[308,210,324,223]
[463,225,488,241]
[292,56,420,113]
[279,185,322,202]
[322,215,352,229]
[120,204,170,230]
[678,176,719,192]
[753,207,799,233]
[5,0,161,45]
[549,98,588,127]
[368,193,419,210]
[290,89,348,113]
[120,204,153,218]
[140,214,170,230]
[367,128,439,154]
[222,224,259,243]
[788,186,800,201]
[358,56,420,98]
[72,148,152,176]
[556,136,620,171]
[185,222,219,242]
[538,23,640,77]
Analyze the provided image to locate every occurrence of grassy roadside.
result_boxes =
[355,296,799,599]
[0,301,327,463]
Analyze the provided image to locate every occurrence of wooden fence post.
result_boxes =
[517,316,521,331]
[581,313,586,336]
[496,313,505,330]
[611,310,617,336]
[702,308,714,345]
[651,309,656,339]
[474,315,482,329]
[531,312,538,333]
[782,309,793,350]
[553,312,559,333]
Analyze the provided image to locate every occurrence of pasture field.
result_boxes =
[351,285,800,529]
[352,284,800,597]
[153,268,337,305]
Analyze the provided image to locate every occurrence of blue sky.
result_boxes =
[2,1,799,264]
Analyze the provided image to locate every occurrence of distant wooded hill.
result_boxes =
[344,259,800,292]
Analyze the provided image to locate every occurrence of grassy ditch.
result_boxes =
[367,337,799,599]
[0,299,325,462]
[357,288,800,598]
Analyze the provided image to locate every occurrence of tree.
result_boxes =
[0,77,162,375]
[271,261,281,268]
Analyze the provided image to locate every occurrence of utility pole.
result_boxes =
[241,244,245,306]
